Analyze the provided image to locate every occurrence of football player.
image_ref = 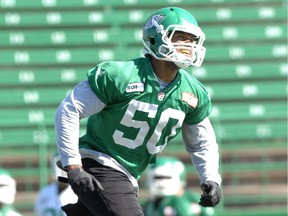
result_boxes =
[0,168,22,216]
[55,6,221,216]
[34,154,78,216]
[142,156,216,216]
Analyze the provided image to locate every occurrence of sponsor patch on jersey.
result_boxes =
[182,92,198,108]
[126,82,144,93]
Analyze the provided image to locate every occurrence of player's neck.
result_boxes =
[150,57,179,83]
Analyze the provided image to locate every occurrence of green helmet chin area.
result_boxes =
[142,7,206,68]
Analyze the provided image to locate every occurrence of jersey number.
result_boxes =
[112,99,185,154]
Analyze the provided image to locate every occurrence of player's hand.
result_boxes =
[199,181,221,207]
[68,167,103,195]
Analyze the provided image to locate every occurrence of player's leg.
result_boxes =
[80,158,144,216]
[61,201,94,216]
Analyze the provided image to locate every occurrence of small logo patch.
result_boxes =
[182,92,198,108]
[157,92,165,101]
[126,82,144,93]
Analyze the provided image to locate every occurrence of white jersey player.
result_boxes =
[34,155,78,216]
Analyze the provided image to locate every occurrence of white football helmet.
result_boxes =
[51,154,67,181]
[147,156,186,197]
[0,169,16,205]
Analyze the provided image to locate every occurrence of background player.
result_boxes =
[34,154,78,216]
[142,156,216,216]
[0,168,22,216]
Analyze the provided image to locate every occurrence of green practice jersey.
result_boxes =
[79,57,211,179]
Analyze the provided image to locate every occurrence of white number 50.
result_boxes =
[112,99,185,154]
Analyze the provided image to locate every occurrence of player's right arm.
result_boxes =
[55,80,106,170]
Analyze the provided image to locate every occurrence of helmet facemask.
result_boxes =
[158,25,206,68]
[148,172,184,197]
[146,157,187,198]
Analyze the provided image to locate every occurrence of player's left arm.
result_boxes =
[182,117,222,206]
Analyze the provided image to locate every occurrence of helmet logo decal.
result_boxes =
[144,14,166,31]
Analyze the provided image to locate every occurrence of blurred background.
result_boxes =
[0,0,287,215]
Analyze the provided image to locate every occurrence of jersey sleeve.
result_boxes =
[87,62,120,105]
[184,86,212,125]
